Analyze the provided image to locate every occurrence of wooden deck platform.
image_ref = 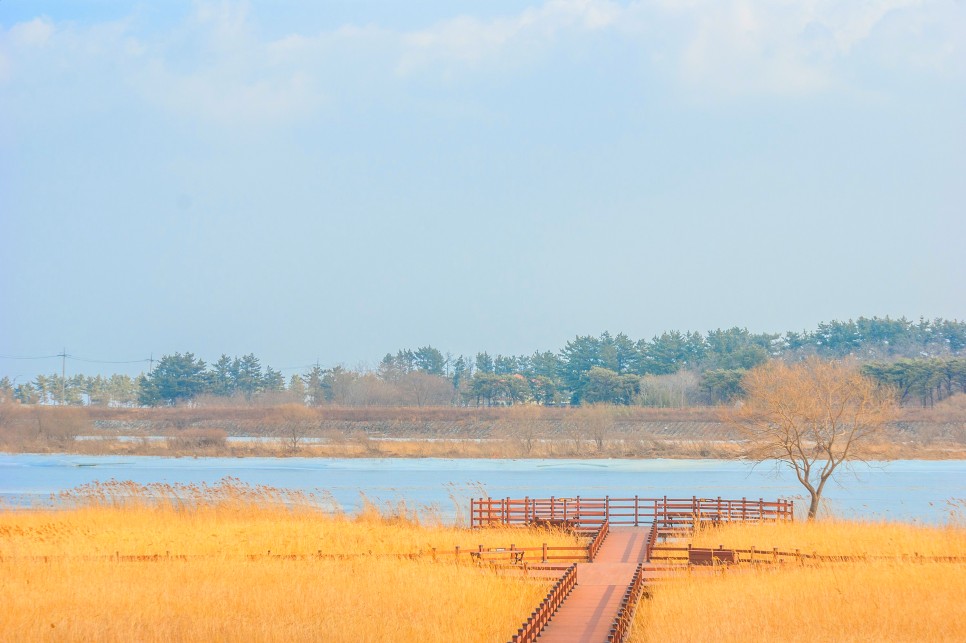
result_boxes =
[536,527,651,642]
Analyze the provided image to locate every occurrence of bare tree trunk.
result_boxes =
[807,491,821,520]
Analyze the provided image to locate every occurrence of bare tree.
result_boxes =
[400,372,452,407]
[728,358,897,520]
[571,404,614,454]
[276,404,315,453]
[497,405,545,456]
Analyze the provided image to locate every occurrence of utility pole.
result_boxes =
[60,347,67,405]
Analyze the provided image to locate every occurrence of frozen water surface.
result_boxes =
[0,454,963,523]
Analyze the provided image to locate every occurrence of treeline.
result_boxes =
[861,358,966,407]
[2,317,964,408]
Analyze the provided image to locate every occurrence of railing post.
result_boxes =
[525,496,530,524]
[742,497,747,521]
[576,496,581,523]
[551,496,555,521]
[542,542,548,563]
[634,495,639,527]
[759,497,764,520]
[605,495,610,523]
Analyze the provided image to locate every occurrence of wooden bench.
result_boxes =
[530,518,579,531]
[688,548,736,565]
[470,550,525,566]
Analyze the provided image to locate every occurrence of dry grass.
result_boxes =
[631,520,966,642]
[686,517,966,557]
[0,481,582,642]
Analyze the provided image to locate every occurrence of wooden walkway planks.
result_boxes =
[536,528,651,642]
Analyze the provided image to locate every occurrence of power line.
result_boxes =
[0,354,62,360]
[0,354,152,364]
[68,356,153,364]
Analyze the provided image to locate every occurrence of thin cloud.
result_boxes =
[1,0,962,128]
[398,0,622,76]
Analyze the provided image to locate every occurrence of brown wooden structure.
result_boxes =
[493,495,794,642]
[472,495,794,529]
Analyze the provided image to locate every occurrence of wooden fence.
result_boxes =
[471,496,794,529]
[607,563,647,643]
[1,524,606,567]
[649,544,966,565]
[509,564,578,643]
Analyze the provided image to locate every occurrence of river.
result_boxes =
[1,454,963,524]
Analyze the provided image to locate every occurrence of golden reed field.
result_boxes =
[0,480,582,642]
[631,518,966,642]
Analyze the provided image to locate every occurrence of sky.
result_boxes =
[1,0,964,381]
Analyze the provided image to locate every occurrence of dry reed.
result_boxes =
[631,519,966,642]
[0,481,582,642]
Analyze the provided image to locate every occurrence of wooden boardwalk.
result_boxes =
[536,527,651,642]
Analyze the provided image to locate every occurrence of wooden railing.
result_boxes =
[644,520,659,561]
[460,521,610,565]
[472,496,794,529]
[607,563,647,643]
[587,519,610,562]
[509,564,578,643]
[649,544,966,565]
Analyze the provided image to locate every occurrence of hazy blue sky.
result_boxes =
[2,0,964,380]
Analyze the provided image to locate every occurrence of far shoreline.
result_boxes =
[4,440,965,461]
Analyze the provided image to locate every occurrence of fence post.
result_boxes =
[759,497,764,520]
[576,496,581,523]
[742,497,747,521]
[605,495,610,523]
[524,496,530,524]
[551,496,556,521]
[543,542,548,563]
[635,495,639,527]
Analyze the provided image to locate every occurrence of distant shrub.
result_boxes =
[167,428,227,450]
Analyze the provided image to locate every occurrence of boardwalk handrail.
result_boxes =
[472,496,794,529]
[607,563,647,643]
[508,564,578,643]
[587,520,610,562]
[644,520,659,561]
